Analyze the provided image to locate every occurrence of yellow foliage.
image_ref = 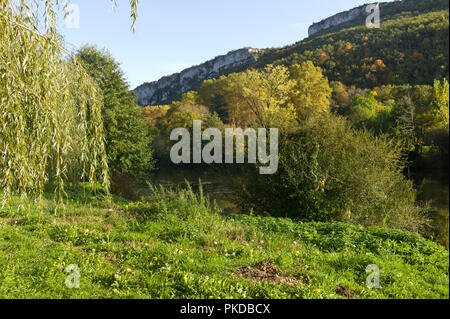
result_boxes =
[142,105,170,126]
[289,61,332,121]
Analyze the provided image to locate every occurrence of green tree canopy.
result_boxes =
[76,45,154,182]
[433,79,449,131]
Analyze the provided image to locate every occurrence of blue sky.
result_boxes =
[60,0,387,89]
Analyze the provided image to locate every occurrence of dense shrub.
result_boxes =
[238,114,428,233]
[338,94,395,135]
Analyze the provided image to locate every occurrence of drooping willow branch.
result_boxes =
[0,0,142,211]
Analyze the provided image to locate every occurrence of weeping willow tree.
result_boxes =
[0,0,139,211]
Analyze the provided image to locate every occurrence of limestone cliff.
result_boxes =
[309,5,363,37]
[134,0,430,106]
[308,2,383,37]
[134,48,260,106]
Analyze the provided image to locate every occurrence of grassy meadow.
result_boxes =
[0,185,447,299]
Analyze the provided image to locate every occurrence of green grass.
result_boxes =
[0,185,448,299]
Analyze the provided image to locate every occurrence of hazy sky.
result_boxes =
[60,0,390,88]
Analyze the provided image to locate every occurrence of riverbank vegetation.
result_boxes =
[146,62,447,238]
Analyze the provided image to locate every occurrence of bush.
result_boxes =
[238,114,428,233]
[338,94,395,134]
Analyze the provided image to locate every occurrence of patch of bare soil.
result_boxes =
[335,284,356,298]
[237,261,300,286]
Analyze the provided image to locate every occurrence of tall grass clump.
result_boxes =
[131,182,221,221]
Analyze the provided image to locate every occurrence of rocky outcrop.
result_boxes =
[134,48,260,106]
[308,0,447,37]
[308,3,379,37]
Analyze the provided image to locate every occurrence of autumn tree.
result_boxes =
[289,61,332,121]
[199,75,255,126]
[172,91,202,108]
[142,105,170,126]
[198,76,229,120]
[330,81,351,108]
[433,79,449,131]
[154,100,224,160]
[396,96,418,151]
[227,65,297,129]
[339,93,394,134]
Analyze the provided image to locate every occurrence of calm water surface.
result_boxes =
[411,169,449,248]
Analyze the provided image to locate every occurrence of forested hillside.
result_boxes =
[254,0,449,88]
[138,0,449,106]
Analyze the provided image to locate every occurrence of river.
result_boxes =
[411,169,449,248]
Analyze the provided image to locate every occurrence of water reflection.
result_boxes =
[411,169,449,248]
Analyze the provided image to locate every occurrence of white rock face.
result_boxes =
[134,1,390,106]
[134,48,259,106]
[308,3,375,37]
